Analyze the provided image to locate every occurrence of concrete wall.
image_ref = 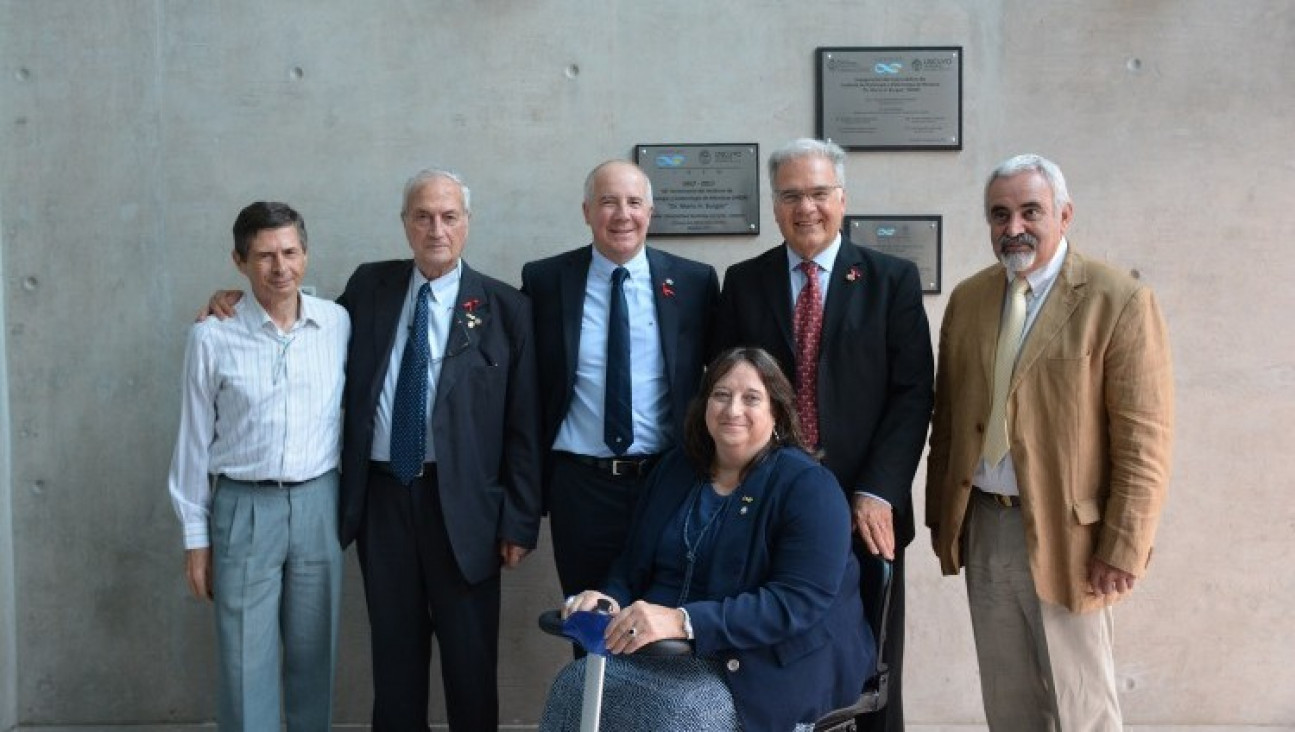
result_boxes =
[1,0,1292,727]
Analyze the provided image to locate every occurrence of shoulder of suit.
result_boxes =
[1066,249,1148,300]
[724,243,786,277]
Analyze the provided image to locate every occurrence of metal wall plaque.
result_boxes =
[634,143,760,236]
[847,215,942,293]
[817,47,962,150]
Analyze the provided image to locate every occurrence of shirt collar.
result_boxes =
[590,244,650,281]
[785,233,842,274]
[413,258,463,305]
[238,291,313,334]
[1006,236,1068,294]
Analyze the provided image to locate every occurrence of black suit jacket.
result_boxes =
[337,259,542,584]
[715,236,934,546]
[521,245,719,479]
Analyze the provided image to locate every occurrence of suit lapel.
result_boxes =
[820,240,864,345]
[1012,251,1087,391]
[559,249,591,394]
[646,248,680,390]
[434,263,485,407]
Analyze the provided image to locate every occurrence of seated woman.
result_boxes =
[540,347,875,732]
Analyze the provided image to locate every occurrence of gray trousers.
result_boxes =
[211,470,343,731]
[964,490,1122,732]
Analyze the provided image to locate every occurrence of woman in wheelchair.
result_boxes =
[541,347,876,731]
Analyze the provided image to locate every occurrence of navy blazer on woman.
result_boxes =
[602,447,874,732]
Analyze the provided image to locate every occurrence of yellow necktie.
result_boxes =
[982,277,1030,465]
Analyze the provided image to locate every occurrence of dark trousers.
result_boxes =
[856,546,905,731]
[358,465,500,732]
[547,452,648,598]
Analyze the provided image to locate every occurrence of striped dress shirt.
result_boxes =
[167,293,349,549]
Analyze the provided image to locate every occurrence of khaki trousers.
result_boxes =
[964,490,1122,732]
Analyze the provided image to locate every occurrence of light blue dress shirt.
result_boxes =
[553,246,670,457]
[370,261,461,463]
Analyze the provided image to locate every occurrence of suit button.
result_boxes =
[975,423,985,433]
[725,658,740,672]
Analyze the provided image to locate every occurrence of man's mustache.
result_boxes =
[998,233,1038,249]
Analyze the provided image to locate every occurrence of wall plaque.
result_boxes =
[634,143,760,236]
[817,47,963,150]
[847,215,942,293]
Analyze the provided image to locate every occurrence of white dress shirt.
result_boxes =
[553,246,670,456]
[168,293,349,549]
[370,261,462,463]
[974,237,1070,496]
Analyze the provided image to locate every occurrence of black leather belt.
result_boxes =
[221,475,308,488]
[974,487,1021,507]
[560,452,662,478]
[370,461,436,479]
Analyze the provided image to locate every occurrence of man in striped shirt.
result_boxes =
[168,201,349,731]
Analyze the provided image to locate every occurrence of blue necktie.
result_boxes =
[604,267,633,455]
[390,282,431,484]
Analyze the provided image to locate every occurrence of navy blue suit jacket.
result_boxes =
[336,259,542,584]
[715,237,934,548]
[603,448,874,732]
[521,245,718,485]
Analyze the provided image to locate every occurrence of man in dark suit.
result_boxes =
[715,138,933,730]
[338,169,541,731]
[521,160,718,600]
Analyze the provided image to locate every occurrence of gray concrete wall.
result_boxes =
[1,0,1292,727]
[2,189,17,732]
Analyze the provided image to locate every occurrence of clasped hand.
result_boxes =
[561,591,686,655]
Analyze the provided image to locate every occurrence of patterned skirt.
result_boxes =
[539,654,818,731]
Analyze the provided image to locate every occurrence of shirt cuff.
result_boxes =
[854,491,891,509]
[183,522,211,550]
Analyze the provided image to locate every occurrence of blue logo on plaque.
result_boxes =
[656,154,686,167]
[876,227,896,237]
[873,62,902,75]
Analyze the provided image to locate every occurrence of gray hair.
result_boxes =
[402,168,472,215]
[767,138,847,199]
[583,160,653,206]
[984,154,1070,220]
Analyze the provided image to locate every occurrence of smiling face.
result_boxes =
[986,170,1073,276]
[772,154,847,260]
[704,361,776,468]
[402,176,470,280]
[583,162,653,265]
[234,224,307,311]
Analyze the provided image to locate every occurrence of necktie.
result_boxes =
[390,282,431,484]
[604,266,633,455]
[793,260,824,447]
[982,277,1031,466]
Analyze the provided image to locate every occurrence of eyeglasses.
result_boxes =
[774,186,841,206]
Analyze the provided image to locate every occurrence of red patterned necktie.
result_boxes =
[794,260,823,447]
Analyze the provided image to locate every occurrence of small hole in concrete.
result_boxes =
[290,66,304,80]
[1126,57,1143,73]
[21,276,38,291]
[564,64,580,79]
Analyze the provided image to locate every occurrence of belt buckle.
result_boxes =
[994,493,1016,508]
[610,459,636,477]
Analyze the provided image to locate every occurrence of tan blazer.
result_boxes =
[926,248,1173,613]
